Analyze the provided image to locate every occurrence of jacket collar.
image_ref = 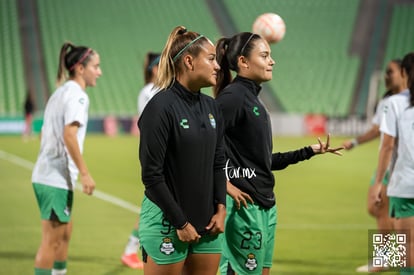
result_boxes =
[172,80,200,104]
[234,75,262,96]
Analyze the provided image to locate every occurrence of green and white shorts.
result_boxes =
[220,195,277,275]
[370,170,390,186]
[33,183,73,223]
[138,196,222,265]
[389,197,414,218]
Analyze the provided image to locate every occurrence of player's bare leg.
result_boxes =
[262,267,270,275]
[182,253,220,275]
[143,255,184,275]
[35,220,67,269]
[394,217,414,271]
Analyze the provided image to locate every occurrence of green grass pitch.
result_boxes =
[0,135,398,274]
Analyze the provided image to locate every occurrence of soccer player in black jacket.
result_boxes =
[138,26,226,275]
[214,32,343,275]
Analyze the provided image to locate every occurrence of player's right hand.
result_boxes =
[176,222,201,243]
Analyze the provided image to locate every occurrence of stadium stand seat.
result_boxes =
[4,0,412,118]
[382,4,414,67]
[0,0,25,117]
[36,0,221,116]
[223,0,360,116]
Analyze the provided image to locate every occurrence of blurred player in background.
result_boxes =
[137,52,161,115]
[373,52,414,275]
[31,42,101,275]
[214,32,343,275]
[138,26,226,275]
[342,59,405,272]
[23,89,34,140]
[121,52,160,269]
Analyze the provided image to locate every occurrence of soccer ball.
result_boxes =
[252,13,286,44]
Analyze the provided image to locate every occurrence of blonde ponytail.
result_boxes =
[155,26,186,90]
[155,26,207,90]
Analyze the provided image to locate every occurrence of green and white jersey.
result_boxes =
[372,97,389,126]
[372,97,390,150]
[32,80,89,190]
[388,105,414,198]
[380,90,409,138]
[379,90,410,197]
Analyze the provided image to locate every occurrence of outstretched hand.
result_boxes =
[310,134,344,156]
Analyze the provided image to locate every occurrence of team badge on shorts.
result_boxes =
[160,237,175,255]
[245,253,258,271]
[208,113,216,129]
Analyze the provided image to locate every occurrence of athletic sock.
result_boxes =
[132,228,139,239]
[34,268,51,275]
[52,261,67,275]
[124,231,140,255]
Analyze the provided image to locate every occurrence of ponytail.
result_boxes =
[57,42,75,86]
[213,32,261,97]
[56,41,95,87]
[214,38,232,97]
[401,52,414,107]
[155,26,208,90]
[155,26,184,90]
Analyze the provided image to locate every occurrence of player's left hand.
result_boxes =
[205,204,226,235]
[80,172,95,195]
[310,133,344,156]
[227,181,254,209]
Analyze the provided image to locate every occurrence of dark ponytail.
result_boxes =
[56,42,95,86]
[401,52,414,107]
[214,32,261,97]
[214,38,232,97]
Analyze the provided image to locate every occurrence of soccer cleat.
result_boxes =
[121,253,144,269]
[356,264,370,273]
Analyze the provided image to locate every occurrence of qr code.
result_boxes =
[370,232,409,269]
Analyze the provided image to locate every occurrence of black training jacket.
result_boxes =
[139,81,226,234]
[216,76,315,209]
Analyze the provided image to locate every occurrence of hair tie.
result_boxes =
[178,28,187,35]
[172,35,204,62]
[147,56,160,71]
[69,48,92,71]
[223,38,230,51]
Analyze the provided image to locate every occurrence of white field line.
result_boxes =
[0,150,141,214]
[0,150,374,230]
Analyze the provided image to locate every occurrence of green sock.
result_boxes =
[34,268,51,275]
[132,228,139,238]
[53,261,67,270]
